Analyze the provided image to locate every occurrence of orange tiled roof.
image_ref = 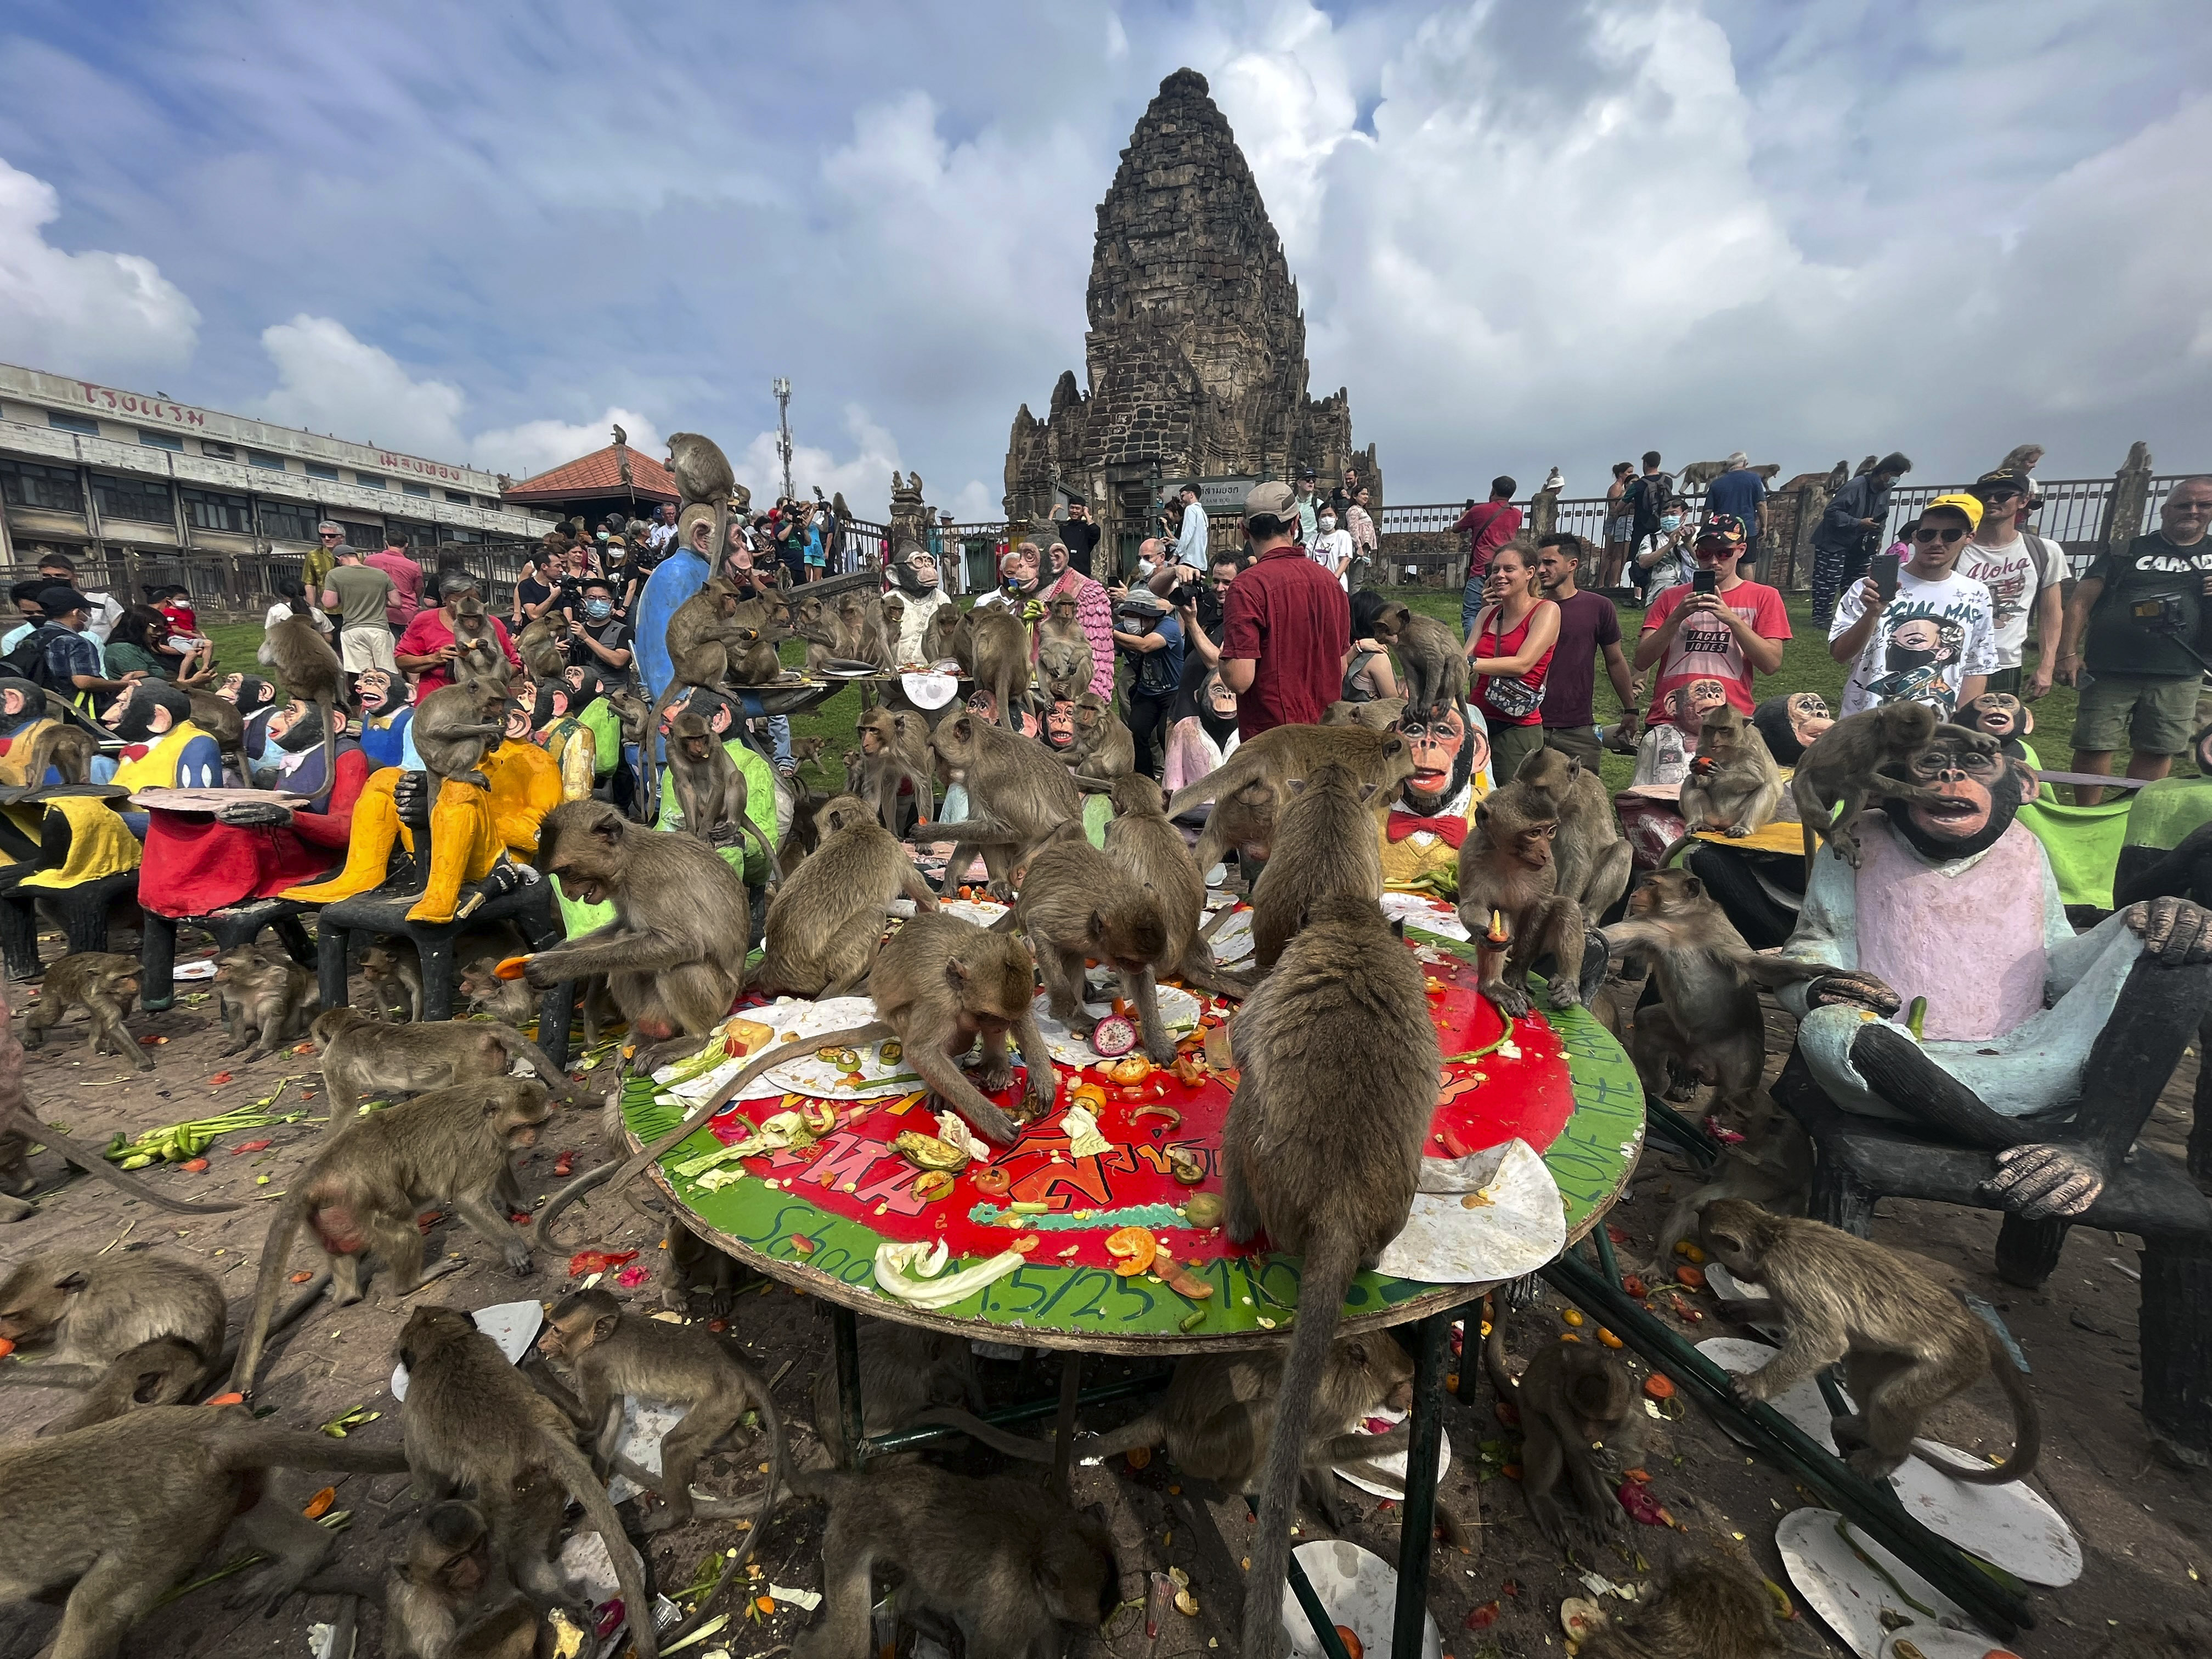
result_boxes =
[503,443,678,504]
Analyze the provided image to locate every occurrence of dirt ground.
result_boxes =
[3,922,2210,1659]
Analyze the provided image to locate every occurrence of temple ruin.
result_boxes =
[1003,67,1372,575]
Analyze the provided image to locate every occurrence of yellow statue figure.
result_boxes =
[283,740,562,923]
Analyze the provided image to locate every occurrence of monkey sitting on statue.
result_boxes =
[1775,723,2212,1224]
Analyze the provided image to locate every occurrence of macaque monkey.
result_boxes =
[185,689,249,782]
[1392,610,1470,718]
[1322,696,1408,733]
[256,611,342,804]
[1062,690,1135,779]
[458,955,535,1025]
[445,588,511,690]
[854,707,933,833]
[791,592,842,678]
[1248,762,1386,974]
[1599,869,1818,1124]
[1455,772,1588,1015]
[22,951,154,1071]
[787,1463,1119,1659]
[605,685,651,749]
[415,679,508,792]
[922,602,961,666]
[1667,702,1784,860]
[1221,894,1438,1659]
[538,1286,788,1538]
[16,716,98,785]
[361,941,424,1022]
[512,610,572,680]
[1515,747,1633,916]
[211,941,317,1059]
[1082,1336,1415,1521]
[394,1305,657,1658]
[665,430,736,511]
[1483,1302,1640,1550]
[1036,593,1094,701]
[1577,1555,1785,1659]
[755,793,939,997]
[666,708,775,870]
[533,909,1051,1245]
[309,1007,576,1135]
[1004,830,1175,1062]
[1644,1103,1812,1273]
[0,1406,409,1655]
[524,799,757,1042]
[962,605,1032,731]
[925,713,1082,896]
[1100,774,1248,997]
[1167,723,1415,873]
[651,576,759,730]
[1198,776,1280,878]
[1697,1199,2040,1484]
[809,1322,981,1467]
[229,1079,552,1397]
[1792,701,1994,867]
[385,1501,543,1659]
[0,1250,225,1431]
[0,1032,242,1217]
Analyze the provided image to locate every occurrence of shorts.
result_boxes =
[1605,516,1632,546]
[2073,672,2200,755]
[339,625,398,676]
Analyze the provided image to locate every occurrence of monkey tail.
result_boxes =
[307,690,337,808]
[1656,832,1696,871]
[540,1430,659,1659]
[638,683,682,821]
[1481,1291,1517,1401]
[213,1418,413,1475]
[905,1405,1058,1463]
[1928,1329,2041,1486]
[1243,1228,1359,1659]
[229,1189,316,1398]
[481,1024,582,1107]
[3,1105,245,1217]
[531,1021,892,1249]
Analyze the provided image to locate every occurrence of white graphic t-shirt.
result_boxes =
[1832,569,1999,719]
[1956,534,2061,669]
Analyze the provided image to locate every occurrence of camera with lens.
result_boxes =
[2131,591,2191,634]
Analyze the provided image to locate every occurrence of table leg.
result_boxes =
[1051,1350,1082,1496]
[1391,1306,1457,1659]
[833,1304,865,1466]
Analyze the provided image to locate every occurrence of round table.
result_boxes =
[612,905,1644,1657]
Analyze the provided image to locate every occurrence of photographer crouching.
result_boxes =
[2057,476,2212,804]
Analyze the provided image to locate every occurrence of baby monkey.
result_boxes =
[212,941,317,1059]
[1485,1299,1640,1551]
[537,1286,788,1541]
[384,1500,543,1659]
[21,951,153,1071]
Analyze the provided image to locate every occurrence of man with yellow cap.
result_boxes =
[1827,492,1997,721]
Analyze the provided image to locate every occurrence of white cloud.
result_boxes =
[0,156,198,381]
[255,315,468,456]
[479,410,665,483]
[732,404,905,518]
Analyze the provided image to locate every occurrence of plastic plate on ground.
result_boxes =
[391,1299,540,1401]
[1777,1506,1983,1659]
[1279,1538,1441,1659]
[1334,1406,1453,1499]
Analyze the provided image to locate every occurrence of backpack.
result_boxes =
[3,625,65,692]
[1629,472,1674,527]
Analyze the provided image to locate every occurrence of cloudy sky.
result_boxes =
[2,0,2207,517]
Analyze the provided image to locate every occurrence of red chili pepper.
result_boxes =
[229,1140,272,1155]
[209,1071,234,1086]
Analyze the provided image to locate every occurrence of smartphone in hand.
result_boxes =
[1692,569,1718,595]
[1872,552,1900,603]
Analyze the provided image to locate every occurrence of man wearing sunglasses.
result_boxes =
[1829,492,1996,720]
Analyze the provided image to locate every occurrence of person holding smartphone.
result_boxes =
[1633,512,1790,739]
[1829,493,1997,721]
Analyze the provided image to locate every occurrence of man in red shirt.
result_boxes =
[1454,476,1524,635]
[1221,481,1350,737]
[395,571,522,696]
[368,529,426,633]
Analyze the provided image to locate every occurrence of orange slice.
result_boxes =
[1106,1226,1158,1277]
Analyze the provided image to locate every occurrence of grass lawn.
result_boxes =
[205,593,2118,805]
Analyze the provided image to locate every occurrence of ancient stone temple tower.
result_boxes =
[1003,68,1370,572]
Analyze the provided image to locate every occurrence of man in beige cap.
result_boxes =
[1219,481,1352,737]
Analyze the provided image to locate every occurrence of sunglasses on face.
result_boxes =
[1912,527,1968,544]
[319,532,343,540]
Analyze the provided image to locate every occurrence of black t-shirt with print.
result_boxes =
[569,619,636,685]
[2084,531,2212,679]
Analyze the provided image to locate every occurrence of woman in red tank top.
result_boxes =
[1464,541,1560,787]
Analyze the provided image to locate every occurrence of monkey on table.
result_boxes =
[1774,724,2212,1222]
[1000,825,1177,1062]
[1246,760,1387,974]
[1166,721,1416,877]
[21,951,155,1071]
[518,799,756,1043]
[537,1286,788,1540]
[1455,763,1599,1015]
[0,1406,409,1657]
[1099,774,1249,998]
[229,1077,552,1396]
[1220,894,1438,1659]
[923,712,1082,896]
[787,1462,1119,1659]
[532,907,1050,1245]
[396,1305,658,1658]
[754,793,939,997]
[1514,747,1633,917]
[1699,1199,2040,1485]
[853,706,933,833]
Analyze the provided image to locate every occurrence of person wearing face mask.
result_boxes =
[1311,507,1354,590]
[1633,507,1697,599]
[568,579,635,688]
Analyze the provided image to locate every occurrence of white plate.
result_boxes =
[1379,891,1468,941]
[1777,1507,1983,1659]
[1374,1138,1566,1285]
[1709,1341,2077,1588]
[391,1299,541,1401]
[1206,905,1255,967]
[657,997,922,1104]
[1279,1538,1441,1659]
[171,959,218,981]
[1032,985,1202,1067]
[1334,1406,1452,1498]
